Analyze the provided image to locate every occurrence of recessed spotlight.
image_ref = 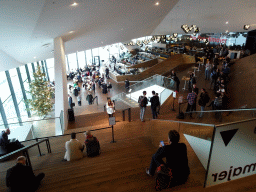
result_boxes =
[226,21,229,24]
[155,2,159,6]
[34,57,36,59]
[244,25,250,30]
[69,31,74,34]
[71,2,78,6]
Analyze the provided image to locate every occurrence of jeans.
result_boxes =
[152,108,157,119]
[149,154,161,176]
[199,106,205,117]
[140,107,146,121]
[205,69,210,80]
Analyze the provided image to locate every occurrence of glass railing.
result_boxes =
[112,74,175,103]
[180,107,256,124]
[0,110,64,142]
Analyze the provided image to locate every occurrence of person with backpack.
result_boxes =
[138,91,148,122]
[198,88,210,118]
[84,130,100,157]
[146,130,190,190]
[86,92,93,105]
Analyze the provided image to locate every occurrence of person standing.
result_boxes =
[198,88,210,118]
[186,90,197,117]
[86,92,93,105]
[138,91,148,122]
[105,67,109,79]
[77,94,81,106]
[68,94,73,109]
[6,156,45,192]
[150,91,160,119]
[205,59,211,80]
[92,82,95,95]
[125,79,130,92]
[106,98,115,117]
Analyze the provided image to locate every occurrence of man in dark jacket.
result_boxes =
[146,130,190,186]
[86,93,93,105]
[6,156,45,192]
[198,88,210,118]
[150,91,160,119]
[0,129,24,153]
[125,79,130,92]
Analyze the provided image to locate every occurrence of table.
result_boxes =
[182,76,190,91]
[192,67,199,76]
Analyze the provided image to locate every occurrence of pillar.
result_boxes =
[54,37,68,134]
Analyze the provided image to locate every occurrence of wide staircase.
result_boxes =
[1,119,256,192]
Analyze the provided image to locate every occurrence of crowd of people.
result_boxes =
[183,47,232,120]
[67,65,113,109]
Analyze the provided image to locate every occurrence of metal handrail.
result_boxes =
[183,108,256,113]
[0,138,51,168]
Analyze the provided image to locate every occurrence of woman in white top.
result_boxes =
[106,98,115,117]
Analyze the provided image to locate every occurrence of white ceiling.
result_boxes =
[0,0,255,68]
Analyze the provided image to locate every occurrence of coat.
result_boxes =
[64,139,84,161]
[154,143,190,182]
[6,163,37,192]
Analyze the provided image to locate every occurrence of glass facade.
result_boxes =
[0,40,129,127]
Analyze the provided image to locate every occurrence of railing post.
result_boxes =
[110,125,116,143]
[46,139,52,153]
[123,110,125,121]
[23,150,32,168]
[36,138,43,156]
[128,108,131,122]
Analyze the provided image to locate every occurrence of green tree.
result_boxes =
[28,66,54,117]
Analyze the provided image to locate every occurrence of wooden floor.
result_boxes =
[1,120,256,192]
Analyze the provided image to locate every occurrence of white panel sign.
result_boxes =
[109,117,116,126]
[205,119,256,187]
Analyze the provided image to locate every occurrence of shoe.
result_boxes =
[141,120,145,122]
[146,168,153,176]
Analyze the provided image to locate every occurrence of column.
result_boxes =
[54,37,68,133]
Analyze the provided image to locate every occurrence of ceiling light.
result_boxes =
[34,57,36,59]
[244,25,250,30]
[155,2,159,6]
[71,2,78,6]
[69,31,74,33]
[226,21,229,24]
[226,30,229,33]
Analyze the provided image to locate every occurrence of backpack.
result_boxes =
[86,137,100,157]
[138,96,147,107]
[155,164,173,191]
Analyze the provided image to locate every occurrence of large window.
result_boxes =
[2,96,17,123]
[9,69,23,103]
[0,71,11,102]
[46,58,55,81]
[77,51,86,68]
[27,63,34,80]
[67,53,78,71]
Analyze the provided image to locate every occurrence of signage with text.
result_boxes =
[205,119,256,187]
